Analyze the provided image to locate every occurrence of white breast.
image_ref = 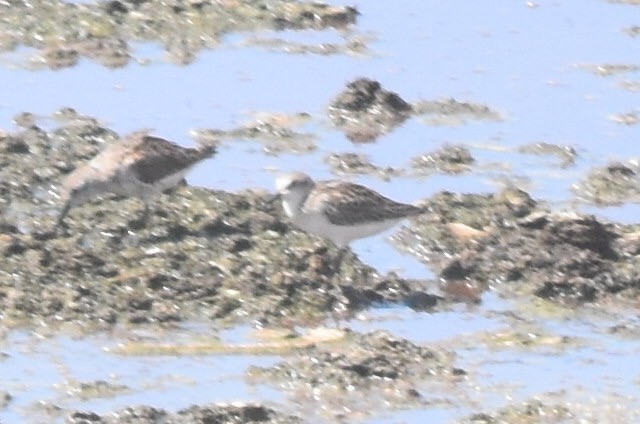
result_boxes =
[290,210,402,248]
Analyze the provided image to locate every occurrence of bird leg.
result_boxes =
[326,246,350,326]
[55,201,71,229]
[127,199,152,230]
[139,201,153,226]
[335,246,347,275]
[144,202,153,219]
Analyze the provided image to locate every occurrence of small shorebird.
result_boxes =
[275,172,426,264]
[56,130,216,226]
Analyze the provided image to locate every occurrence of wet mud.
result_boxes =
[459,399,572,424]
[411,144,475,175]
[0,115,445,330]
[516,142,577,168]
[328,78,414,143]
[393,189,640,306]
[2,1,640,420]
[328,78,501,143]
[67,403,302,424]
[573,160,640,205]
[325,152,401,180]
[192,112,317,156]
[0,0,359,67]
[63,380,130,401]
[249,330,461,420]
[3,104,640,420]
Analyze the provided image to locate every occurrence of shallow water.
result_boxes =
[3,296,639,422]
[2,0,640,422]
[0,328,284,423]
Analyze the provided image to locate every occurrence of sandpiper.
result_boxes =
[56,130,216,226]
[275,172,426,259]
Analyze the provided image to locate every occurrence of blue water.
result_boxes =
[0,329,283,423]
[2,0,640,422]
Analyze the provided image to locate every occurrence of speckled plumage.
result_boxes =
[126,133,215,184]
[57,130,216,225]
[308,180,424,226]
[275,172,425,247]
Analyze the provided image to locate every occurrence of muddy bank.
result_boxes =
[249,330,462,420]
[459,399,572,424]
[0,112,443,330]
[393,189,640,306]
[0,0,359,67]
[325,152,401,180]
[410,144,475,175]
[573,160,640,205]
[67,403,301,424]
[517,142,577,169]
[192,112,317,156]
[328,78,501,143]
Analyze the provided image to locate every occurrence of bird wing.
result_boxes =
[123,134,215,184]
[306,181,424,226]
